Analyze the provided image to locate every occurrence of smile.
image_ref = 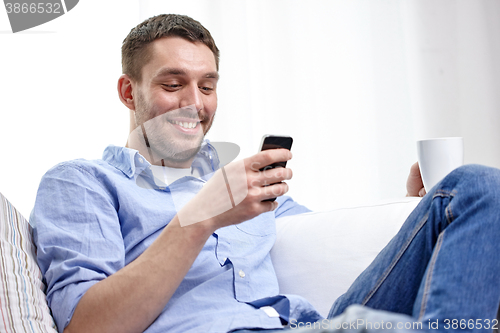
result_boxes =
[168,120,199,129]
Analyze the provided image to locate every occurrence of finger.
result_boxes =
[259,199,279,213]
[260,167,293,185]
[406,162,424,197]
[419,187,427,197]
[261,182,289,201]
[410,162,421,177]
[247,149,292,172]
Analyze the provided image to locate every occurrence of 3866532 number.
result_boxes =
[443,319,499,330]
[5,3,62,14]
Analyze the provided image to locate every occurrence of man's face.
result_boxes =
[131,36,218,166]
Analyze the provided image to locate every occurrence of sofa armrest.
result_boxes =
[270,197,421,317]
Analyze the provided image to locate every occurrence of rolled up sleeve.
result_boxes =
[32,162,125,332]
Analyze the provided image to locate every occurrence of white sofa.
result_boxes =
[10,192,493,332]
[271,197,421,317]
[272,198,500,331]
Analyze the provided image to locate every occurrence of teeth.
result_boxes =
[172,120,197,129]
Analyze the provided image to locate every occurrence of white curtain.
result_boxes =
[2,0,498,217]
[139,0,500,211]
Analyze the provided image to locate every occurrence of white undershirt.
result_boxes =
[150,165,200,187]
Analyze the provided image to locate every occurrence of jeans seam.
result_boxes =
[433,189,455,224]
[360,212,429,306]
[445,205,454,224]
[417,231,446,321]
[433,189,456,198]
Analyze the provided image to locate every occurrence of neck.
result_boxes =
[155,158,193,169]
[125,141,194,169]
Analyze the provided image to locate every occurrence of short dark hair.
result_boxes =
[122,14,220,82]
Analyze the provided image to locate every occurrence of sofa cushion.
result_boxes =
[0,192,57,332]
[271,197,421,317]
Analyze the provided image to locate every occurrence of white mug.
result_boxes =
[417,137,464,192]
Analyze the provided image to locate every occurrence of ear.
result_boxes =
[118,74,137,111]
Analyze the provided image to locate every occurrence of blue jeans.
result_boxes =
[235,164,500,332]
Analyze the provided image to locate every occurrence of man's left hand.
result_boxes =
[406,162,426,197]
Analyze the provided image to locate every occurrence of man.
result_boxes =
[32,14,500,333]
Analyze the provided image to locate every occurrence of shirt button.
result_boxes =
[138,157,144,163]
[239,270,245,278]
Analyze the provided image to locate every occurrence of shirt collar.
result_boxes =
[102,140,220,180]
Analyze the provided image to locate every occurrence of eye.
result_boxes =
[199,85,215,94]
[162,84,182,91]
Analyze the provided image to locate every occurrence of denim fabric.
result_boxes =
[234,305,419,332]
[236,164,500,332]
[329,164,500,324]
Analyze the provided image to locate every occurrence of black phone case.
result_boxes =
[259,136,293,202]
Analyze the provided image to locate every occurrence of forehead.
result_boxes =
[142,36,217,80]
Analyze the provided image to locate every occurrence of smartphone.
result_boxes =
[258,135,293,202]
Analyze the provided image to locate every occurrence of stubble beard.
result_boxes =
[133,93,214,165]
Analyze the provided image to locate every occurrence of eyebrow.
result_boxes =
[154,67,219,80]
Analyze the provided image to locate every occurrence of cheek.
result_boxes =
[155,93,177,108]
[149,94,177,116]
[205,95,217,117]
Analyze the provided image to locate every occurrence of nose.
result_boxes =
[180,83,204,112]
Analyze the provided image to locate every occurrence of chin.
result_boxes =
[151,136,204,164]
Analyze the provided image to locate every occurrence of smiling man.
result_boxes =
[32,14,303,333]
[121,35,219,167]
[32,13,500,333]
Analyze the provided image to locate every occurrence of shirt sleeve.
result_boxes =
[274,195,312,218]
[31,162,125,333]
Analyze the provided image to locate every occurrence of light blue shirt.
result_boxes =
[32,142,323,333]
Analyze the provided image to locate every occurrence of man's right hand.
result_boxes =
[178,148,293,231]
[64,149,292,333]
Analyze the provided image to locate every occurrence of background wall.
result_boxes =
[1,0,499,218]
[0,1,139,217]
